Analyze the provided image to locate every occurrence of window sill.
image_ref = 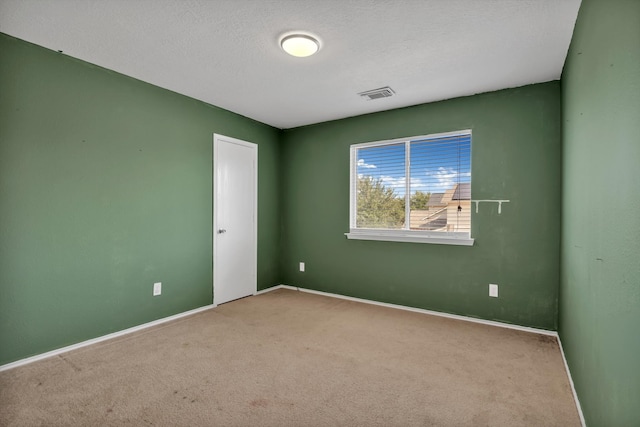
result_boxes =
[344,231,474,246]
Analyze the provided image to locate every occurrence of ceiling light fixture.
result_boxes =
[280,33,320,58]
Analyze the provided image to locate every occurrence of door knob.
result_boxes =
[217,229,227,234]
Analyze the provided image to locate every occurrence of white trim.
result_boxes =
[345,230,474,246]
[351,129,472,149]
[261,285,554,335]
[557,335,587,427]
[255,284,298,295]
[0,304,215,372]
[349,130,473,244]
[404,140,411,225]
[213,134,258,306]
[349,147,357,228]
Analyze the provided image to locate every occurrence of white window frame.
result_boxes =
[345,130,474,246]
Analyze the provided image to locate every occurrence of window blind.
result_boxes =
[353,131,471,234]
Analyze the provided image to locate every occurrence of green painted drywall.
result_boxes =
[0,33,281,365]
[560,1,640,425]
[281,83,562,329]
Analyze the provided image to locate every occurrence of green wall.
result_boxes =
[5,9,639,423]
[560,1,640,425]
[0,33,281,365]
[281,83,562,329]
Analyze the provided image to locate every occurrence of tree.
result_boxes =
[356,176,404,228]
[410,191,431,210]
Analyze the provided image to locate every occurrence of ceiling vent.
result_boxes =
[358,86,395,100]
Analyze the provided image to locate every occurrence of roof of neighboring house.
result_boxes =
[427,193,445,207]
[452,183,471,200]
[441,183,471,203]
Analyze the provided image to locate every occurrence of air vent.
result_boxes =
[358,86,395,100]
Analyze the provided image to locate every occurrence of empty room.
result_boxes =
[0,0,638,426]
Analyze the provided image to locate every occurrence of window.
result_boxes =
[346,130,473,245]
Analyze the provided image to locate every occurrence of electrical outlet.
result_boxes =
[299,262,305,272]
[153,282,162,296]
[489,283,498,298]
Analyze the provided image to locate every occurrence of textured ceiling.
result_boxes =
[0,0,581,129]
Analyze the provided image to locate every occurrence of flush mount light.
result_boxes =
[280,33,320,58]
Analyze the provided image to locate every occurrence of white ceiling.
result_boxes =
[0,0,581,129]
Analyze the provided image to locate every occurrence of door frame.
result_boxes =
[212,133,258,306]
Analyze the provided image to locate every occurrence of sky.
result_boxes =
[356,135,471,198]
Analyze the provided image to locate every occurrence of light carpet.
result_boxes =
[0,288,580,426]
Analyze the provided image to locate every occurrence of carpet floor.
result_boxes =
[0,288,581,426]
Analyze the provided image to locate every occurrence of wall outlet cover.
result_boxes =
[153,282,162,296]
[299,262,305,272]
[489,283,499,298]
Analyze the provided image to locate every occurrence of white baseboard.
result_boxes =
[263,284,557,335]
[557,335,587,427]
[259,283,585,426]
[255,286,286,295]
[0,304,215,372]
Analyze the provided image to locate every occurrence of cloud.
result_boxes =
[422,167,469,193]
[378,175,424,196]
[433,167,456,191]
[379,175,403,188]
[357,159,377,169]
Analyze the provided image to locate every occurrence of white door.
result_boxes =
[213,134,257,305]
